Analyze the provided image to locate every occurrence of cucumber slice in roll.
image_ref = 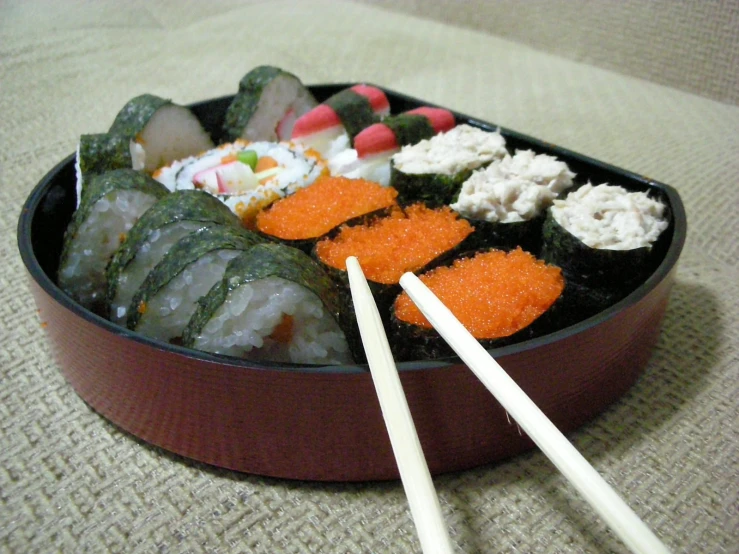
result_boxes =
[110,93,214,173]
[57,169,169,315]
[223,65,318,142]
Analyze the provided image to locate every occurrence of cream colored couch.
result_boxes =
[357,0,739,105]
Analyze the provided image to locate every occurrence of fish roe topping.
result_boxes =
[394,248,564,338]
[315,204,474,284]
[256,176,398,239]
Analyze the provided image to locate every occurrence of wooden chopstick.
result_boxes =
[346,257,455,554]
[398,272,671,554]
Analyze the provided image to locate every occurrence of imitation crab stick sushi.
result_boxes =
[255,176,398,251]
[392,248,566,360]
[390,124,508,206]
[290,84,390,157]
[329,107,456,186]
[222,66,318,142]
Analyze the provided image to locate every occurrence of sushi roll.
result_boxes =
[290,84,391,158]
[390,124,508,207]
[329,107,456,186]
[106,190,243,326]
[109,93,214,173]
[57,169,169,315]
[153,140,328,227]
[313,204,474,317]
[391,248,565,360]
[75,133,145,206]
[182,243,357,365]
[127,225,262,342]
[541,183,670,322]
[542,183,670,288]
[222,65,318,142]
[450,149,575,252]
[255,175,398,253]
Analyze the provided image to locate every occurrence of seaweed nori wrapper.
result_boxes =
[106,190,243,307]
[183,242,361,363]
[389,161,473,208]
[60,169,170,271]
[109,94,172,138]
[126,225,262,330]
[324,88,379,141]
[460,213,546,255]
[540,210,666,290]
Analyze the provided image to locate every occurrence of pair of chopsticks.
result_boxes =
[345,256,671,554]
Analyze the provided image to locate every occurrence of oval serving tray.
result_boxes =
[17,84,686,481]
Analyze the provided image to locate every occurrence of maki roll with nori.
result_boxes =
[126,225,262,342]
[391,248,565,360]
[106,190,243,325]
[313,204,474,317]
[183,243,356,365]
[541,182,670,322]
[109,93,214,173]
[153,140,328,227]
[223,65,318,142]
[389,124,508,207]
[255,176,398,253]
[450,149,575,252]
[57,169,169,315]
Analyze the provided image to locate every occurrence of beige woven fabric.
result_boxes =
[1,1,737,552]
[357,0,739,106]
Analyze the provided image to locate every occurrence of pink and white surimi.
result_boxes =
[290,84,391,157]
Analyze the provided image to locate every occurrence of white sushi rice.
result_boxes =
[109,221,205,325]
[153,140,326,220]
[134,249,242,341]
[550,183,669,250]
[58,190,160,311]
[450,149,575,223]
[328,138,393,186]
[191,277,352,365]
[391,124,507,176]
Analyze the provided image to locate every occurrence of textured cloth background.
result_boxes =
[1,1,738,553]
[356,0,739,106]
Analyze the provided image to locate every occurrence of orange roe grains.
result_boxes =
[256,176,399,240]
[315,204,473,284]
[394,248,564,338]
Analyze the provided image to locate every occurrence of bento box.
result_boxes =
[17,82,686,481]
